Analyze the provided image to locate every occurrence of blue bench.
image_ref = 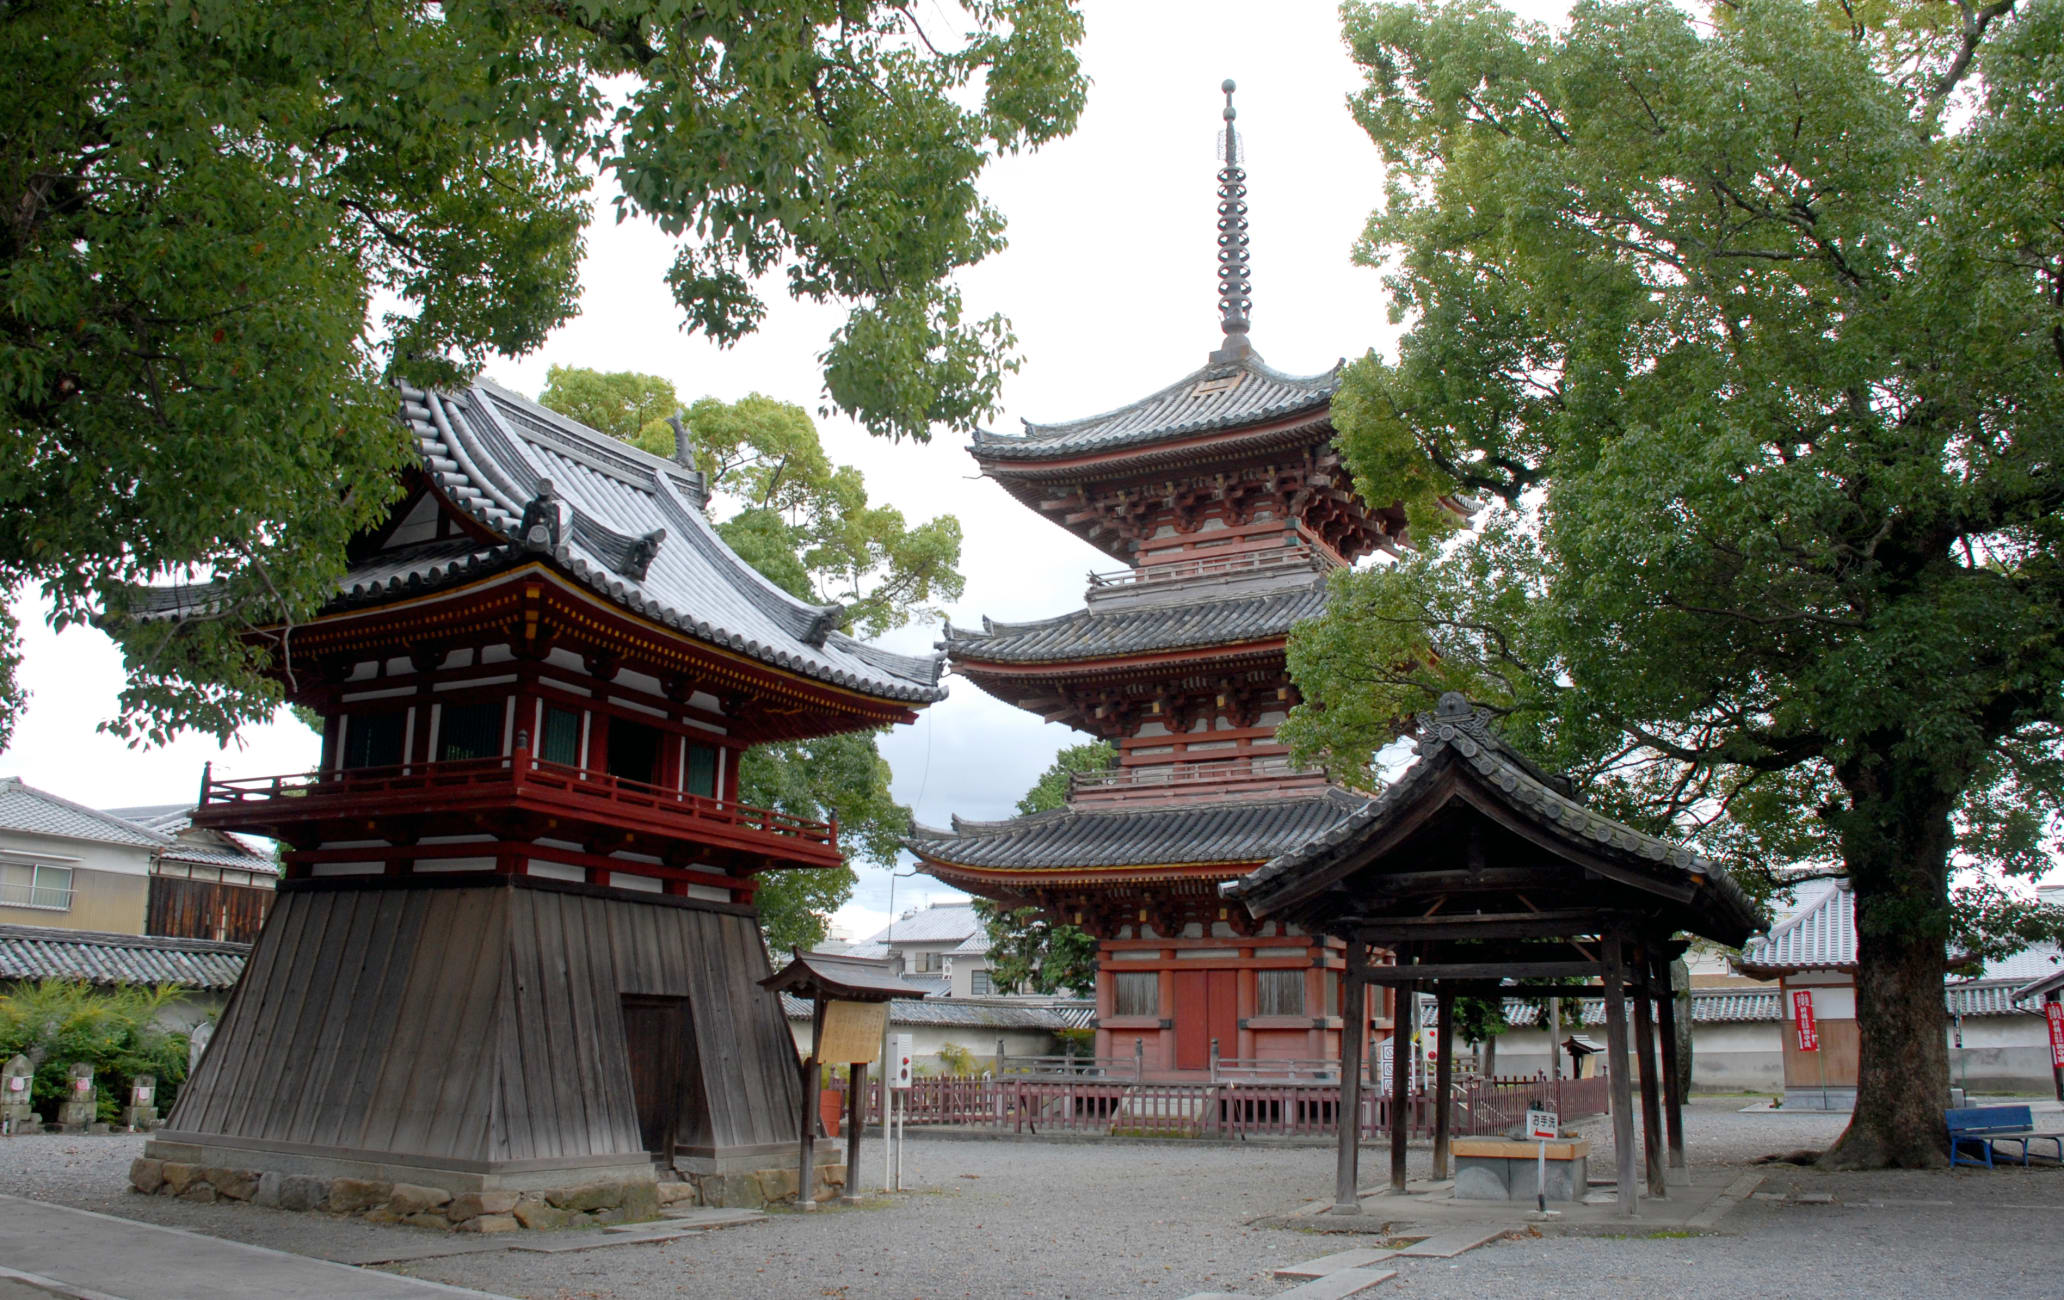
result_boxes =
[1946,1105,2064,1168]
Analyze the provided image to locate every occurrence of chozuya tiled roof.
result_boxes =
[1735,881,1856,974]
[909,786,1368,876]
[969,351,1339,465]
[134,381,945,705]
[943,572,1328,666]
[1225,694,1766,946]
[0,923,248,991]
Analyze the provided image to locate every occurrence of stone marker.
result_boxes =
[124,1074,159,1131]
[57,1064,96,1132]
[0,1055,34,1132]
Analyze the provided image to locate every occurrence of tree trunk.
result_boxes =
[1821,758,1959,1171]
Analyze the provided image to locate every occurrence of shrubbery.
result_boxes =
[0,981,193,1123]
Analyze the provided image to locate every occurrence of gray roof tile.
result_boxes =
[865,904,981,945]
[1225,694,1764,946]
[1736,883,1857,973]
[779,992,1090,1031]
[0,779,165,849]
[971,353,1338,464]
[910,787,1367,872]
[138,382,946,706]
[944,573,1328,665]
[0,923,247,991]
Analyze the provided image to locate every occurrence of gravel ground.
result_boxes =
[1,1099,2057,1299]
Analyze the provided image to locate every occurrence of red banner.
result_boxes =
[2046,1001,2064,1069]
[1793,989,1820,1053]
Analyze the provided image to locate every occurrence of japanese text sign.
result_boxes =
[2046,1002,2064,1069]
[1526,1109,1559,1140]
[1793,990,1819,1053]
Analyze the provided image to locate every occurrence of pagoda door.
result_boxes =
[620,995,691,1163]
[1173,970,1240,1072]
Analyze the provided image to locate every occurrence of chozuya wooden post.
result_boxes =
[1630,939,1667,1199]
[1333,939,1367,1213]
[1432,989,1455,1180]
[797,1000,826,1210]
[1601,935,1638,1216]
[1653,950,1688,1175]
[1390,959,1416,1193]
[843,1060,867,1204]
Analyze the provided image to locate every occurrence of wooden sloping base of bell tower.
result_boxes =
[147,875,802,1193]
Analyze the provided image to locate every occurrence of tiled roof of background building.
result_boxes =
[0,779,163,849]
[0,924,247,991]
[864,903,982,945]
[1736,881,1857,974]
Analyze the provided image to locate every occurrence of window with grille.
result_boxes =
[539,705,582,767]
[1113,971,1159,1017]
[341,710,407,770]
[910,951,945,973]
[683,743,719,797]
[970,969,993,996]
[1256,969,1305,1017]
[437,700,504,762]
[0,863,72,911]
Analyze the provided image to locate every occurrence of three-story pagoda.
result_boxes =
[909,85,1414,1078]
[139,381,943,1198]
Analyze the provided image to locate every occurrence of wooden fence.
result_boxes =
[836,1070,1611,1141]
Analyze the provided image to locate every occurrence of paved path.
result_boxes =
[0,1196,509,1300]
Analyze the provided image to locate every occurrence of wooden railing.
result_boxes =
[1068,755,1320,795]
[841,1070,1610,1141]
[198,754,835,846]
[1087,547,1318,589]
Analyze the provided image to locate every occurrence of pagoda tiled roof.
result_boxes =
[970,351,1339,466]
[943,570,1328,666]
[135,381,946,706]
[1225,694,1765,946]
[908,786,1367,874]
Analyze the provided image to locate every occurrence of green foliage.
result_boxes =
[969,740,1112,995]
[1314,0,2064,1164]
[8,0,1082,751]
[934,1041,976,1076]
[0,981,192,1122]
[536,370,962,953]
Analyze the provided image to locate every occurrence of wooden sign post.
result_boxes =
[761,951,924,1210]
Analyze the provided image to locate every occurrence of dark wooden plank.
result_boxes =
[335,889,427,1150]
[1601,938,1637,1217]
[1362,961,1602,984]
[423,883,507,1162]
[286,887,381,1144]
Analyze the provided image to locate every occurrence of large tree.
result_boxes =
[537,368,959,951]
[1288,0,2064,1167]
[3,0,1084,752]
[968,739,1110,995]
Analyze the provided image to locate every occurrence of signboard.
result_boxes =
[1378,1039,1394,1091]
[816,1000,888,1065]
[2045,1002,2064,1068]
[890,1032,915,1090]
[1792,990,1819,1053]
[1526,1109,1559,1140]
[4,1075,25,1093]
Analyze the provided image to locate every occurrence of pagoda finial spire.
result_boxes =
[1211,78,1254,364]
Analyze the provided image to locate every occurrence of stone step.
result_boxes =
[1277,1266,1396,1298]
[1395,1227,1508,1258]
[643,1207,766,1229]
[1273,1248,1399,1279]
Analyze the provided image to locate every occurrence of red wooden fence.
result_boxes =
[835,1070,1611,1141]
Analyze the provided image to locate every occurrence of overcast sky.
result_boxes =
[2,1,1588,939]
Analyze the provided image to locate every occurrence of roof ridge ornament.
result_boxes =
[1210,78,1254,365]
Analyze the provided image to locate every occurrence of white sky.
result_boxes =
[2,1,1596,940]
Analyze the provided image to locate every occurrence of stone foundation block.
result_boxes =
[404,1211,455,1231]
[329,1178,393,1214]
[204,1168,259,1202]
[512,1200,577,1231]
[129,1158,165,1195]
[388,1183,453,1216]
[655,1182,699,1208]
[446,1190,519,1223]
[160,1163,201,1196]
[466,1214,519,1234]
[178,1184,217,1204]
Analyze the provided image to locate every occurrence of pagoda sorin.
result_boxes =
[909,85,1407,1078]
[138,383,943,1201]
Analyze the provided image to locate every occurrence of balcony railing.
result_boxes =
[1069,754,1319,794]
[1086,546,1321,590]
[198,754,836,849]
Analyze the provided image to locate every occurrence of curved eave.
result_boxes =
[912,855,1262,891]
[950,636,1291,677]
[975,411,1334,483]
[1733,958,1858,979]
